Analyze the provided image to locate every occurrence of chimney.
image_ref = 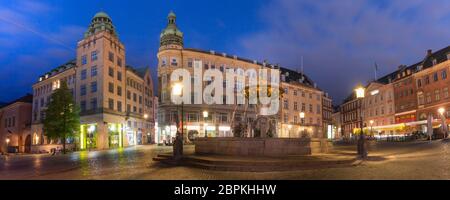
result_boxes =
[427,49,433,56]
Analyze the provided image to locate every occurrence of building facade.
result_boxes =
[340,94,362,138]
[338,46,450,137]
[0,95,33,153]
[362,81,396,136]
[322,93,334,139]
[331,107,342,139]
[279,79,324,139]
[393,65,418,130]
[156,11,328,143]
[415,48,450,133]
[31,12,155,151]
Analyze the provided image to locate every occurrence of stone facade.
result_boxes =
[415,50,450,131]
[194,137,331,157]
[340,95,362,138]
[31,12,155,151]
[362,81,396,136]
[156,12,328,143]
[0,95,32,153]
[338,46,450,137]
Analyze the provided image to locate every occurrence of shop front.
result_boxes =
[126,130,136,146]
[108,123,123,148]
[80,124,98,150]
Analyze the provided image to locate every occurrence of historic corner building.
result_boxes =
[0,95,33,153]
[31,12,156,152]
[156,11,332,144]
[339,46,450,138]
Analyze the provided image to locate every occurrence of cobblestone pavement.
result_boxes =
[1,140,450,180]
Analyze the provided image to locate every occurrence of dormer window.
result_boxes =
[432,59,437,66]
[447,53,450,60]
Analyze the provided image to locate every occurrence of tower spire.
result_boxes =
[160,11,184,48]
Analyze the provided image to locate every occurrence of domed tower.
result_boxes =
[76,11,127,150]
[159,11,183,50]
[84,11,117,38]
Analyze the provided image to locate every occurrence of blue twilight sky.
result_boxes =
[1,0,450,104]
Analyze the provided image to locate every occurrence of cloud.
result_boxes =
[16,0,55,14]
[0,1,80,102]
[236,0,450,103]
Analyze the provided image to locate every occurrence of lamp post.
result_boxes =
[172,83,184,157]
[355,85,367,159]
[438,108,447,138]
[5,138,10,154]
[172,82,184,136]
[288,125,292,138]
[203,111,209,138]
[300,112,305,137]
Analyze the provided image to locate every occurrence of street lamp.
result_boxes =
[172,82,184,157]
[300,112,305,137]
[439,108,445,115]
[172,82,184,134]
[355,85,367,159]
[288,125,292,138]
[5,138,10,154]
[144,114,149,119]
[203,111,209,138]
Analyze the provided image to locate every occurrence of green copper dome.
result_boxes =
[84,11,117,38]
[168,11,176,18]
[94,11,111,19]
[160,11,183,47]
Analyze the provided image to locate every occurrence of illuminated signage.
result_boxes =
[370,90,379,96]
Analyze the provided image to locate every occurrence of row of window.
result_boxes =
[284,88,321,100]
[417,69,447,87]
[81,38,121,52]
[80,82,99,96]
[364,92,393,106]
[127,78,143,92]
[363,105,394,118]
[418,87,449,105]
[283,100,321,114]
[4,117,15,128]
[81,50,122,67]
[161,58,268,79]
[79,98,144,114]
[283,114,321,125]
[341,100,360,112]
[34,75,75,97]
[395,88,414,99]
[343,111,359,122]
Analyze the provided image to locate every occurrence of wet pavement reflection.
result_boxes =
[0,145,174,180]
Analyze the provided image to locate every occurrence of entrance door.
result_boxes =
[137,132,142,145]
[109,134,120,148]
[24,135,31,153]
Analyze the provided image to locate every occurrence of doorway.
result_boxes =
[24,135,31,153]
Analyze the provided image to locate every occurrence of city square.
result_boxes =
[1,140,450,180]
[0,0,450,184]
